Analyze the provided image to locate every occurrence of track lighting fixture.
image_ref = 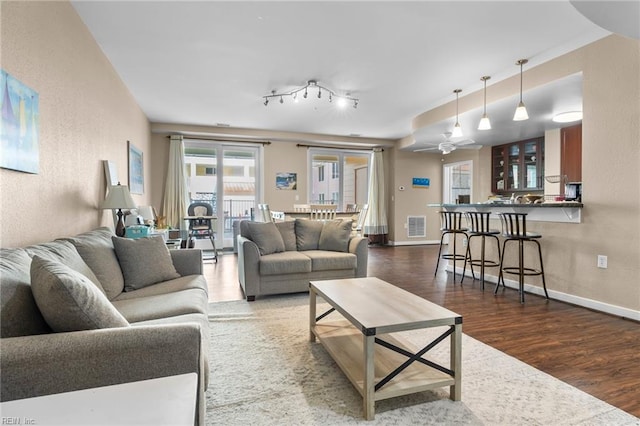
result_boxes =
[513,59,529,121]
[452,89,463,138]
[263,80,359,109]
[478,76,492,130]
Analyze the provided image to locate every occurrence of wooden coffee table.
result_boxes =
[309,277,462,420]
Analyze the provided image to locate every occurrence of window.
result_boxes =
[309,149,370,210]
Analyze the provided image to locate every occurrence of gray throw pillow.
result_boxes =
[67,227,125,300]
[275,221,297,251]
[111,236,181,291]
[319,219,353,252]
[295,219,324,251]
[30,256,129,332]
[245,221,286,255]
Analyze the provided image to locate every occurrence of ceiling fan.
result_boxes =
[413,132,477,155]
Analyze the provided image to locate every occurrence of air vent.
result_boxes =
[407,216,426,238]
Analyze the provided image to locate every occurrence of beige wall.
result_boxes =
[0,2,151,247]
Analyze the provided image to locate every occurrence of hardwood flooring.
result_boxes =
[204,245,640,418]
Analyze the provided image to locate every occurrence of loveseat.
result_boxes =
[0,227,210,425]
[237,219,368,301]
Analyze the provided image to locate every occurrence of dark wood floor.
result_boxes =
[204,245,640,418]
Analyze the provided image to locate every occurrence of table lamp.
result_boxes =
[101,182,137,237]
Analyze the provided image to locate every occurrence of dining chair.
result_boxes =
[293,204,311,212]
[352,203,369,236]
[309,204,337,221]
[257,204,274,222]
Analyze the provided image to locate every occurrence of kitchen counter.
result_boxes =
[430,202,583,223]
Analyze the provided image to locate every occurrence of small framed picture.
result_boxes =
[128,141,144,194]
[276,172,297,190]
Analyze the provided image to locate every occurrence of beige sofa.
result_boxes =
[0,227,210,425]
[237,219,368,301]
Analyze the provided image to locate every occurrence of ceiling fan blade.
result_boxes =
[453,138,476,146]
[413,146,439,152]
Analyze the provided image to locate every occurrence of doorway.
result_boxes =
[443,160,472,204]
[184,141,260,250]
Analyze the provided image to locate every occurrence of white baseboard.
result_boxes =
[389,240,440,246]
[446,265,640,321]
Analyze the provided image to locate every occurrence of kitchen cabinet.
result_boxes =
[492,137,544,194]
[561,123,582,185]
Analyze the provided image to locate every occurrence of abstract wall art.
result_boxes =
[1,70,40,174]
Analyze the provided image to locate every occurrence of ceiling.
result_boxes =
[71,1,632,150]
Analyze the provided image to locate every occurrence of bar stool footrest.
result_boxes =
[502,266,543,276]
[470,259,500,268]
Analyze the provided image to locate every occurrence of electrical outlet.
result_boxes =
[597,255,608,269]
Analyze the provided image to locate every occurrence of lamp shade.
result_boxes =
[101,184,137,210]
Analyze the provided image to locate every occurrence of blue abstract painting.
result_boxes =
[1,70,39,174]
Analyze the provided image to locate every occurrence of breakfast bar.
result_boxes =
[433,202,584,224]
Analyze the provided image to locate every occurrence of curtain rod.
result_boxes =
[296,143,382,151]
[167,135,271,145]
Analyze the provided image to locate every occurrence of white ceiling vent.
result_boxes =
[407,216,426,238]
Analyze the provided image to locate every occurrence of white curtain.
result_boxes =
[364,148,388,238]
[162,135,189,229]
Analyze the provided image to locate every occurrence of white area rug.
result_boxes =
[205,294,638,425]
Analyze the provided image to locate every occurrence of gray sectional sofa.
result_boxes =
[237,219,368,301]
[0,227,210,425]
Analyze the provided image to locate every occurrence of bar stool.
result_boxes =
[496,212,549,303]
[462,211,501,290]
[434,211,472,282]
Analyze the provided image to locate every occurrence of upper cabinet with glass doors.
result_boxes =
[492,137,544,194]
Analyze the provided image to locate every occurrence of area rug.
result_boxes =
[205,294,638,425]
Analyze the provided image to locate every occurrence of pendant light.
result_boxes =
[452,89,463,137]
[513,59,529,121]
[478,76,491,130]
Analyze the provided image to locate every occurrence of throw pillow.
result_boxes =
[245,221,286,255]
[295,219,324,251]
[111,236,181,292]
[30,255,129,332]
[275,221,297,251]
[319,219,353,252]
[66,227,125,300]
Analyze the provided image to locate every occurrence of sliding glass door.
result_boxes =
[184,140,260,250]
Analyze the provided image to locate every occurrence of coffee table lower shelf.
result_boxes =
[312,319,455,404]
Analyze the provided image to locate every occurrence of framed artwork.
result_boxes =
[0,69,40,174]
[103,160,118,188]
[276,172,297,190]
[128,141,144,194]
[412,177,430,188]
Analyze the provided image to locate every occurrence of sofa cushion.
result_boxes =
[113,275,208,301]
[112,236,181,292]
[245,221,285,255]
[259,251,312,276]
[303,250,357,271]
[319,219,353,252]
[112,288,209,323]
[65,227,125,300]
[275,221,297,251]
[295,219,324,251]
[30,256,129,332]
[25,240,106,296]
[0,248,51,338]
